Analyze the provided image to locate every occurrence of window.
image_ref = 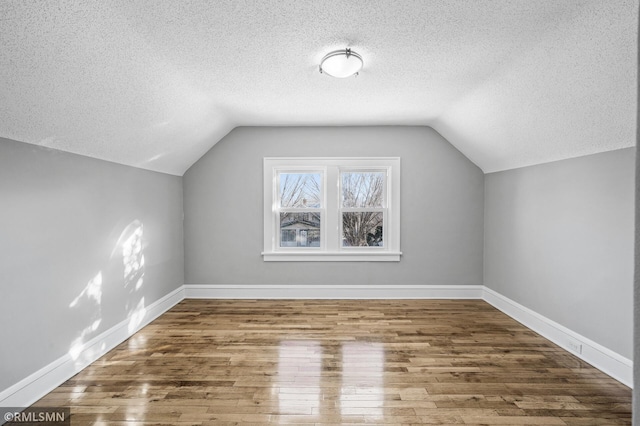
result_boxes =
[263,158,401,261]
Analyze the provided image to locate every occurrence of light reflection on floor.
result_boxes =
[275,340,385,419]
[276,341,322,416]
[340,342,385,418]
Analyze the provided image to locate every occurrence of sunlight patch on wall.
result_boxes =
[68,271,103,361]
[122,221,145,290]
[69,271,102,308]
[65,218,152,366]
[121,220,147,334]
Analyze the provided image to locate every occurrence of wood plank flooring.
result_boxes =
[33,299,631,425]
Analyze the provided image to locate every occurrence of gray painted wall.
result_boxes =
[184,126,484,286]
[635,139,639,422]
[633,28,639,416]
[0,138,184,392]
[484,148,635,359]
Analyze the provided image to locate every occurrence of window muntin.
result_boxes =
[264,158,400,262]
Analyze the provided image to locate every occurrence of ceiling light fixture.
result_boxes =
[319,48,363,78]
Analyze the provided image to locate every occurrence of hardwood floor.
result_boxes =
[33,299,631,425]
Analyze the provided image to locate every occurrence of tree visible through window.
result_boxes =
[341,172,385,247]
[278,173,322,247]
[279,173,320,208]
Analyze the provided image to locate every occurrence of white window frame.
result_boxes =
[263,157,401,262]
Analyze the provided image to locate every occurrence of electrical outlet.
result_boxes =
[566,338,583,354]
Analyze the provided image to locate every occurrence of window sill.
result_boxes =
[262,251,402,262]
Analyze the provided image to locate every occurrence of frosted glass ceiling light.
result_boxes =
[319,48,363,78]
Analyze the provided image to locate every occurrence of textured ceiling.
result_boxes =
[0,0,637,175]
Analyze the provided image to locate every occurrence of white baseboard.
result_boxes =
[0,286,185,408]
[482,287,632,388]
[1,283,631,410]
[183,284,484,299]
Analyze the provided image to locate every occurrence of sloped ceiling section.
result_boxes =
[0,1,636,175]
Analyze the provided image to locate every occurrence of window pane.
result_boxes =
[342,212,383,247]
[280,229,297,247]
[279,173,321,208]
[341,172,384,208]
[280,212,321,247]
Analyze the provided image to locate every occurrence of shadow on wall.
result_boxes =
[67,220,148,367]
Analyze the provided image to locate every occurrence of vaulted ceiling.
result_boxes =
[0,1,637,175]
